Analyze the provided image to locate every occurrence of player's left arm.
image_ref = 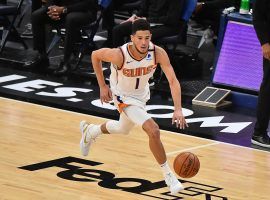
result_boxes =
[155,46,188,129]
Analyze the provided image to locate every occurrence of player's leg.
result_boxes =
[123,105,184,194]
[142,118,166,164]
[79,112,135,156]
[122,105,166,165]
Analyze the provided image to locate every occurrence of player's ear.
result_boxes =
[130,34,134,43]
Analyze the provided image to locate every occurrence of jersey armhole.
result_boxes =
[117,47,125,70]
[153,45,157,66]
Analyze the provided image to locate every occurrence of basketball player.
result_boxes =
[80,19,188,194]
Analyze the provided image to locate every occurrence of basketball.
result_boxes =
[173,152,200,178]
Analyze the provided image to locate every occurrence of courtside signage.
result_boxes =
[0,74,252,134]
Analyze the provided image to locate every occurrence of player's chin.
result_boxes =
[140,48,147,53]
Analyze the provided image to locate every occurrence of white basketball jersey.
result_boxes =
[110,42,156,103]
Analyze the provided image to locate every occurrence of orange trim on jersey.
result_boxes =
[118,103,129,113]
[122,64,157,77]
[118,47,125,70]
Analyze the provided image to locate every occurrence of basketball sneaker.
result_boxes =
[79,121,97,156]
[164,172,184,195]
[251,135,270,148]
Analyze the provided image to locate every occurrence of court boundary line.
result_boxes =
[1,96,269,154]
[166,142,221,156]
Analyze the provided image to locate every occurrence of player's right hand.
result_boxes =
[100,85,112,104]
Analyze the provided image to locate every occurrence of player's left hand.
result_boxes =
[172,109,188,129]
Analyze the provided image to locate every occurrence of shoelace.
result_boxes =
[165,173,174,186]
[85,123,97,142]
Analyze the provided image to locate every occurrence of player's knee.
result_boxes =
[106,120,132,135]
[122,130,130,135]
[148,125,160,140]
[120,128,131,135]
[143,119,160,139]
[118,124,132,135]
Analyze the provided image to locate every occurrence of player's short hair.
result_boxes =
[132,19,151,34]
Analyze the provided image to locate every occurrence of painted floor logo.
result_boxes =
[19,156,228,200]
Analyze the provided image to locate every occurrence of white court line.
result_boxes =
[166,142,220,156]
[0,97,112,120]
[1,97,269,154]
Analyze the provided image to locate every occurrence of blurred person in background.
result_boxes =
[251,0,270,148]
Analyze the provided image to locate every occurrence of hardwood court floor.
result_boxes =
[0,97,269,200]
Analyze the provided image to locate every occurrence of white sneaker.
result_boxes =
[79,121,96,156]
[164,172,184,195]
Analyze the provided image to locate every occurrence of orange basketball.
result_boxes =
[173,152,200,178]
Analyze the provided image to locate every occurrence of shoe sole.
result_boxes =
[251,139,270,148]
[80,121,94,156]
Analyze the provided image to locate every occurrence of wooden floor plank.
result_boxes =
[0,97,269,200]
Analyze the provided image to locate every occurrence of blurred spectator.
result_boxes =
[112,0,185,47]
[193,0,240,35]
[102,0,139,47]
[31,0,98,75]
[252,0,270,148]
[21,0,43,39]
[32,0,43,12]
[0,0,7,26]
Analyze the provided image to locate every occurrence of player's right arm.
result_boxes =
[91,48,123,104]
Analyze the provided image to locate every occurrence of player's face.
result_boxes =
[131,30,152,54]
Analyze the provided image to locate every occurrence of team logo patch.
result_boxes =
[146,54,152,60]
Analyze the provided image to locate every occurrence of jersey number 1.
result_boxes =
[135,78,140,89]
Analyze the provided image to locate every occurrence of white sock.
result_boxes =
[86,125,101,141]
[161,161,172,175]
